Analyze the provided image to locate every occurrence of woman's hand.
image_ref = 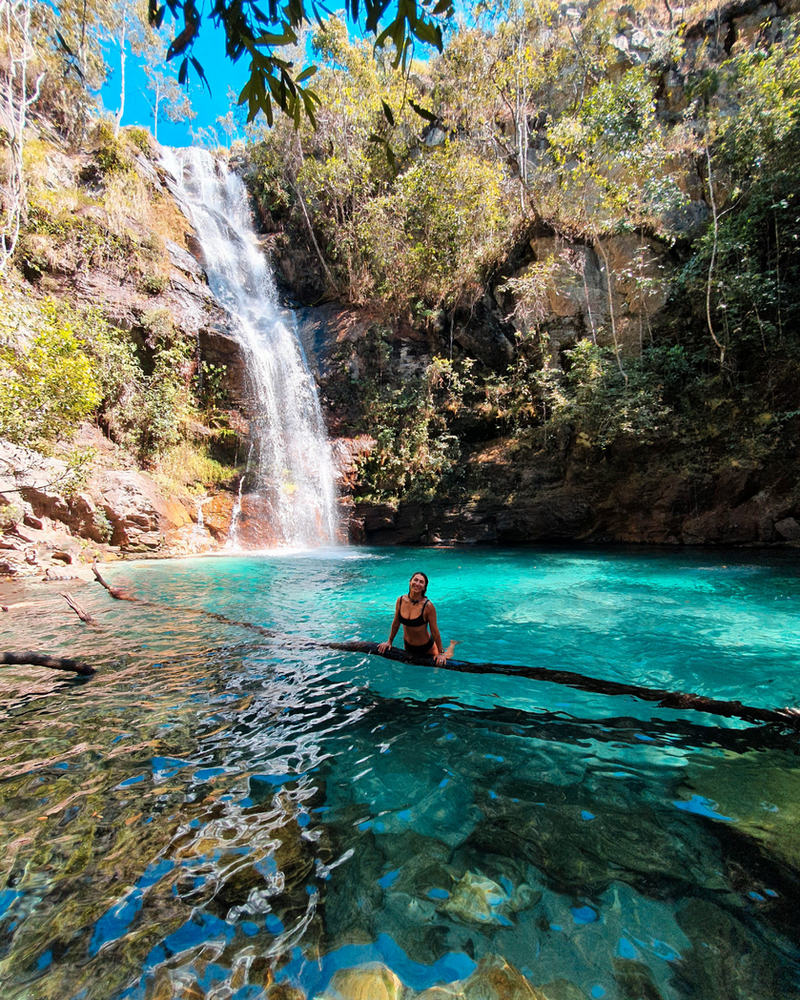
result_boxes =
[378,642,391,654]
[434,651,447,666]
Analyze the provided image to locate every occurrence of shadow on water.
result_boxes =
[2,548,800,1000]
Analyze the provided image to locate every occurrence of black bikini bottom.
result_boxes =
[404,636,435,654]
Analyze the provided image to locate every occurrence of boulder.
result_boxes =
[775,516,800,541]
[201,491,236,542]
[0,440,102,540]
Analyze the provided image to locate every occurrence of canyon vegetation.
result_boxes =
[2,0,800,565]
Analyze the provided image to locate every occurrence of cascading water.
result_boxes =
[162,147,339,548]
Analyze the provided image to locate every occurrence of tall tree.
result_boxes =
[0,0,43,272]
[107,0,156,135]
[142,64,195,141]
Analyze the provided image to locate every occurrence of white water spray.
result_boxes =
[162,148,339,548]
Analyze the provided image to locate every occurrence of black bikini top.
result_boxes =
[399,596,428,627]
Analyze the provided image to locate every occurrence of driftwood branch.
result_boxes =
[1,651,95,675]
[61,592,96,624]
[92,561,135,601]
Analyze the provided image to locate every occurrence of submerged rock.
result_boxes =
[316,956,551,1000]
[267,985,307,1000]
[439,871,541,926]
[317,963,407,1000]
[612,958,665,1000]
[416,955,549,1000]
[679,751,800,871]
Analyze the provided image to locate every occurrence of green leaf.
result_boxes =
[55,30,75,57]
[254,26,297,46]
[381,99,395,127]
[190,56,211,93]
[412,19,441,48]
[409,99,437,124]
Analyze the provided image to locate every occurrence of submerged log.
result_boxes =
[1,651,95,675]
[89,576,799,729]
[323,639,800,730]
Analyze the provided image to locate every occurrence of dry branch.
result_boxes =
[92,561,135,601]
[61,592,96,624]
[321,640,800,729]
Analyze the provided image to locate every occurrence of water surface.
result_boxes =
[2,546,800,1000]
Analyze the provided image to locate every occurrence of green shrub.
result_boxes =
[126,127,152,154]
[0,503,23,530]
[92,120,133,174]
[0,301,101,447]
[355,356,464,500]
[139,273,167,295]
[533,340,676,449]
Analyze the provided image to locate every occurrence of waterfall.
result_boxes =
[162,148,339,549]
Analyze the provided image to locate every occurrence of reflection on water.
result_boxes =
[1,547,800,1000]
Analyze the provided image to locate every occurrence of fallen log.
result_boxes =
[1,651,95,676]
[323,639,800,730]
[90,575,799,730]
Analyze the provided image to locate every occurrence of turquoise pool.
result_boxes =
[1,546,799,999]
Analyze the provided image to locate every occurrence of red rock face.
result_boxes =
[230,494,283,549]
[201,492,236,542]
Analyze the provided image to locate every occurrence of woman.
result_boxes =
[378,571,455,665]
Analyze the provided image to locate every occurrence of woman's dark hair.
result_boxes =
[409,571,429,595]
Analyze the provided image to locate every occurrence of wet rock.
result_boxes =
[440,871,540,926]
[612,958,665,1000]
[230,493,284,549]
[267,986,307,1000]
[775,516,800,541]
[536,982,589,1000]
[462,957,549,1000]
[675,898,796,1000]
[679,752,800,871]
[382,831,453,895]
[415,988,462,1000]
[468,782,721,902]
[198,327,250,411]
[416,955,549,1000]
[200,490,236,541]
[318,963,407,1000]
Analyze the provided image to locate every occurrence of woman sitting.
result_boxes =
[377,571,456,666]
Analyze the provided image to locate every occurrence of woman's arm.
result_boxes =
[425,602,447,665]
[378,598,402,654]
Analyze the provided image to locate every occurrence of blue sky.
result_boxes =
[101,18,250,147]
[100,5,458,148]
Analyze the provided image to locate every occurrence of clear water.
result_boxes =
[2,546,800,1000]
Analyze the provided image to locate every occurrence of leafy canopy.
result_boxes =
[148,0,455,125]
